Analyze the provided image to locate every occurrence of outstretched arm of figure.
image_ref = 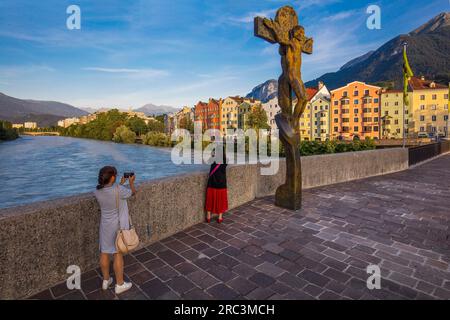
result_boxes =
[300,36,313,54]
[263,18,290,45]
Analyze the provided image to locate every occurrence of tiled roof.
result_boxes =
[409,76,447,90]
[306,88,318,101]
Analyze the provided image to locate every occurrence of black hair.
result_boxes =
[96,166,118,190]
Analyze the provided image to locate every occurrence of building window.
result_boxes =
[354,109,359,113]
[374,117,379,122]
[444,115,448,121]
[334,109,338,114]
[334,101,338,106]
[395,120,399,125]
[432,115,437,121]
[354,99,359,104]
[431,105,437,110]
[364,90,369,96]
[343,91,348,97]
[420,115,425,121]
[420,105,425,110]
[374,98,379,103]
[374,108,379,113]
[334,127,338,132]
[354,118,359,122]
[432,94,437,100]
[445,94,449,100]
[354,126,359,132]
[354,91,359,96]
[420,127,425,132]
[420,95,425,100]
[395,110,399,115]
[374,126,379,132]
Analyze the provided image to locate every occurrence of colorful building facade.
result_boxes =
[331,81,381,140]
[407,76,449,138]
[380,89,406,139]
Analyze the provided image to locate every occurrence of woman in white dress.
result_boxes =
[94,166,137,295]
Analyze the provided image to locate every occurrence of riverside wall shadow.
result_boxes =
[0,148,408,299]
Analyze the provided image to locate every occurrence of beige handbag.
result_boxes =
[115,186,139,254]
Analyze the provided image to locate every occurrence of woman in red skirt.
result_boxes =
[205,156,228,224]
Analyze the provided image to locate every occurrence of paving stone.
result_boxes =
[28,289,53,300]
[124,262,146,276]
[141,278,171,299]
[167,276,197,295]
[249,272,276,288]
[246,287,276,300]
[152,265,179,281]
[207,284,239,300]
[298,269,330,287]
[256,262,285,278]
[157,249,185,266]
[227,277,258,295]
[129,270,155,285]
[207,265,237,282]
[187,270,219,289]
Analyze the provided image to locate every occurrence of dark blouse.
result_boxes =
[207,162,228,189]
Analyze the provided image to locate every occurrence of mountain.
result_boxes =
[135,103,179,116]
[304,12,450,90]
[246,79,278,103]
[80,107,98,114]
[0,92,87,127]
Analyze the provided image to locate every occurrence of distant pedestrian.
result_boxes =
[94,166,137,295]
[205,151,228,223]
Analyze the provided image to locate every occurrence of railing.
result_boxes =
[408,140,450,166]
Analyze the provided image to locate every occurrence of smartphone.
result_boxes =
[123,172,135,179]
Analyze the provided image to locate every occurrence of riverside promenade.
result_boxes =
[31,154,450,300]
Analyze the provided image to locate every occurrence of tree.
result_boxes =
[0,120,18,141]
[126,116,148,136]
[247,105,270,132]
[147,119,165,133]
[179,116,194,134]
[112,125,136,144]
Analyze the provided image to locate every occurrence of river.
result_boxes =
[0,136,207,209]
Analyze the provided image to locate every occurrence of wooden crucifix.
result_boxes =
[255,6,313,210]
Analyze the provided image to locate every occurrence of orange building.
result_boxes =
[330,81,381,140]
[194,98,221,132]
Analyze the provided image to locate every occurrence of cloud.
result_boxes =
[82,67,169,79]
[229,9,277,24]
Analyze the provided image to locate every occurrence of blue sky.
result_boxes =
[0,0,449,109]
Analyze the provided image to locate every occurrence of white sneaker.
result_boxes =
[102,278,113,290]
[115,282,132,294]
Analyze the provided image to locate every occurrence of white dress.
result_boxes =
[94,184,132,254]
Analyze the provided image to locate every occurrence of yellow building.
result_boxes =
[407,76,449,138]
[380,89,406,139]
[221,96,260,135]
[309,82,331,141]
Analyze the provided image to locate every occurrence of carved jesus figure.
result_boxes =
[255,6,313,210]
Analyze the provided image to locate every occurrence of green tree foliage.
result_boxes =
[147,119,165,133]
[60,109,128,141]
[143,132,172,147]
[247,105,270,131]
[126,116,148,136]
[0,120,19,141]
[178,116,194,134]
[112,125,136,144]
[298,138,376,156]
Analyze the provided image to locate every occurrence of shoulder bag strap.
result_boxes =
[116,185,134,229]
[209,164,221,177]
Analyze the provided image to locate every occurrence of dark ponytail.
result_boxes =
[96,166,118,190]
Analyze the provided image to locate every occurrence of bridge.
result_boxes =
[22,132,60,136]
[29,153,450,300]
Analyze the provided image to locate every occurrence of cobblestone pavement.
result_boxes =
[32,155,450,300]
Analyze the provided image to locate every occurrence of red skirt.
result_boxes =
[205,187,228,214]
